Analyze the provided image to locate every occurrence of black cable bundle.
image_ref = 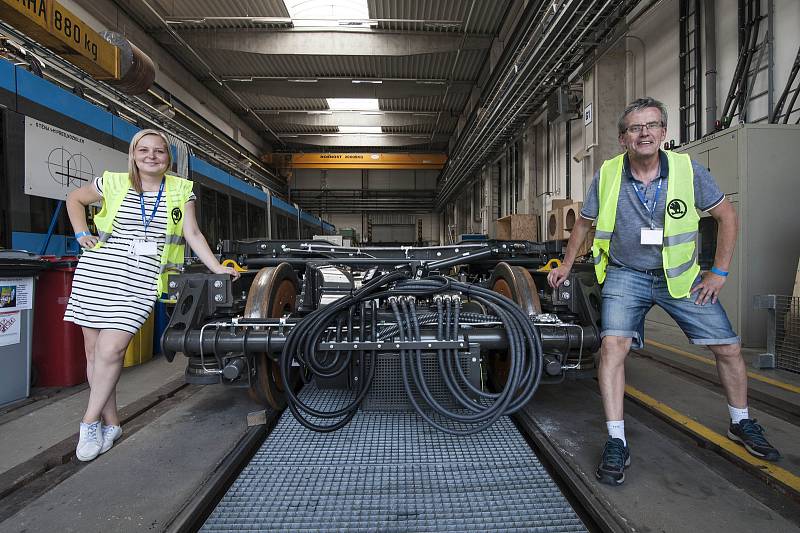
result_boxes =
[389,278,543,435]
[279,271,543,435]
[279,269,410,432]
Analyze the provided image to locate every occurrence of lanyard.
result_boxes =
[139,178,165,235]
[631,176,663,228]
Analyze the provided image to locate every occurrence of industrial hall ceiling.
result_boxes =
[100,1,638,204]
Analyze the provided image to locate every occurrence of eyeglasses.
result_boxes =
[625,121,664,134]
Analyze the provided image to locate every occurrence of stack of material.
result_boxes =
[339,228,359,245]
[546,200,582,241]
[313,235,344,246]
[495,214,538,241]
[777,258,800,373]
[794,258,800,298]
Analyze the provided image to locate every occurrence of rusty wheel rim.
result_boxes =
[487,262,541,391]
[245,263,299,409]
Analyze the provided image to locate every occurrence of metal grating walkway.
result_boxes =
[202,386,587,532]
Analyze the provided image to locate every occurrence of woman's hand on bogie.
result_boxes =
[77,234,99,249]
[213,264,241,280]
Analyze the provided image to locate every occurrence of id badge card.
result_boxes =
[133,239,158,256]
[640,228,663,245]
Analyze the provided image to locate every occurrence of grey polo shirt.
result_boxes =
[580,150,725,270]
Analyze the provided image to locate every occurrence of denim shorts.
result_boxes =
[601,265,740,349]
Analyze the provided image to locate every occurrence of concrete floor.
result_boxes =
[0,356,262,533]
[1,324,799,533]
[517,317,800,532]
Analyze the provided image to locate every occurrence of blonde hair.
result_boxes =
[127,129,173,193]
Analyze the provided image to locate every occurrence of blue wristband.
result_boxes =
[74,231,92,239]
[710,266,728,277]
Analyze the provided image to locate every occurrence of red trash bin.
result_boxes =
[32,256,87,387]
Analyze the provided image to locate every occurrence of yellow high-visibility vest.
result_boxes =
[592,151,700,298]
[92,171,194,295]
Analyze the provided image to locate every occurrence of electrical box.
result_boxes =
[645,124,800,347]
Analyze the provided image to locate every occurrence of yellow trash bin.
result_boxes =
[124,312,154,367]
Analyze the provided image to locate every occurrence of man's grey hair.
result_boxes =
[617,97,668,135]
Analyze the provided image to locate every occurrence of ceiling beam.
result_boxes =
[223,78,473,98]
[279,134,450,147]
[256,112,441,127]
[253,109,453,116]
[157,30,492,56]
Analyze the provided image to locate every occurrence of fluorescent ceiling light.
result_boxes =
[288,78,318,83]
[251,17,292,24]
[352,79,382,84]
[359,111,384,115]
[339,126,382,134]
[306,110,333,115]
[166,18,206,24]
[283,0,373,28]
[327,98,379,111]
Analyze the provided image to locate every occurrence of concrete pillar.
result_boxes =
[588,42,628,175]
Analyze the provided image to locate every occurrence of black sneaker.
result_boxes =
[596,437,631,486]
[727,418,781,461]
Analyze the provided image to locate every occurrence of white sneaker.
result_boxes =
[76,421,103,461]
[100,424,123,454]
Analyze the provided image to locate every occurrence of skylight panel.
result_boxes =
[327,98,380,111]
[338,126,382,133]
[283,0,373,27]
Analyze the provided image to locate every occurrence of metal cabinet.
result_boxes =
[646,124,800,347]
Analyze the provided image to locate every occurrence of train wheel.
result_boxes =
[486,262,542,391]
[245,263,299,409]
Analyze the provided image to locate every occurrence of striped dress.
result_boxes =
[64,176,195,334]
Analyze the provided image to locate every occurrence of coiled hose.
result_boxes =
[279,270,543,434]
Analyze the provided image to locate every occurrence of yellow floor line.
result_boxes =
[625,385,800,493]
[643,339,800,395]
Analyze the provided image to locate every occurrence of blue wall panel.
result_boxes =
[112,116,139,144]
[271,195,298,216]
[16,66,113,134]
[300,211,320,225]
[12,231,80,256]
[228,176,268,202]
[0,58,15,92]
[4,58,314,230]
[190,155,231,187]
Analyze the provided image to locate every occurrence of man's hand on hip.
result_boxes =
[690,271,727,305]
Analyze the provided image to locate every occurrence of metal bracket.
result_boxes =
[318,340,468,351]
[753,294,777,369]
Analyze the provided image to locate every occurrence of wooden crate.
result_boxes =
[546,209,567,240]
[496,214,539,241]
[560,201,583,233]
[551,199,574,210]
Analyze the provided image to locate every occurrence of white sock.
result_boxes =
[606,420,626,445]
[728,404,749,424]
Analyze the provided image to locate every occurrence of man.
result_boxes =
[547,97,780,486]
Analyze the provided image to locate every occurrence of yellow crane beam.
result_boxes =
[265,153,447,170]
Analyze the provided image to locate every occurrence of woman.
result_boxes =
[65,129,240,461]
